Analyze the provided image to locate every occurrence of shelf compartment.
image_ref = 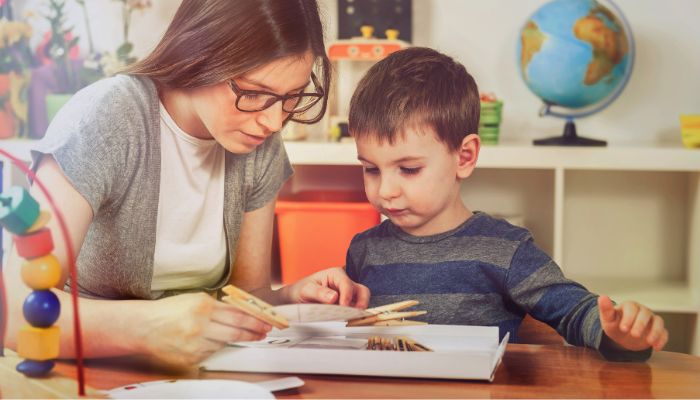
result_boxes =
[572,277,700,314]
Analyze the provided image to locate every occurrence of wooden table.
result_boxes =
[40,344,700,398]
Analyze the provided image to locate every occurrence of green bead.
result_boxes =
[0,186,40,235]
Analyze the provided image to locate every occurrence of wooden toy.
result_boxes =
[21,255,62,290]
[222,285,290,329]
[347,300,427,326]
[23,290,61,327]
[15,228,54,259]
[17,326,60,360]
[0,149,86,395]
[0,186,62,378]
[0,186,40,234]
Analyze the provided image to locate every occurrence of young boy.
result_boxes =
[345,47,667,360]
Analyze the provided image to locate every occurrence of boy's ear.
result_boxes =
[456,133,480,179]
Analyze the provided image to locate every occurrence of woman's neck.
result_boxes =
[159,88,210,139]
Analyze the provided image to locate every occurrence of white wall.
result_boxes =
[322,0,700,145]
[15,0,699,144]
[14,0,178,59]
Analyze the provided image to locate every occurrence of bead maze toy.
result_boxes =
[2,186,62,377]
[0,149,87,396]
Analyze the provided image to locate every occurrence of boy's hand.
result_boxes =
[285,267,370,308]
[598,295,668,352]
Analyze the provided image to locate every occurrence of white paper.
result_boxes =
[203,324,508,381]
[106,380,274,399]
[273,303,370,322]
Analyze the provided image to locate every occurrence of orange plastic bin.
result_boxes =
[275,191,380,284]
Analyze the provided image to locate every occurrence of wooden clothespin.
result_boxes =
[347,300,427,327]
[221,285,289,329]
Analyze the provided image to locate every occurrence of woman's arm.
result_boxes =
[4,156,270,366]
[233,198,369,308]
[229,199,279,300]
[3,155,142,357]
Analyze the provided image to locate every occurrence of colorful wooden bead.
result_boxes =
[17,325,60,361]
[21,254,62,290]
[15,228,54,259]
[16,359,56,377]
[25,210,52,233]
[0,186,40,235]
[23,290,60,328]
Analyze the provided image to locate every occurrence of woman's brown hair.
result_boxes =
[125,0,330,123]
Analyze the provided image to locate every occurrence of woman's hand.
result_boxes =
[135,293,272,367]
[283,267,370,308]
[598,295,668,352]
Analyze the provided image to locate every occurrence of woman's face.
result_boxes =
[190,51,315,154]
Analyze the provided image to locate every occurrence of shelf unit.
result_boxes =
[284,139,700,355]
[3,138,698,354]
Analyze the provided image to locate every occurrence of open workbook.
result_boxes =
[201,321,509,381]
[213,286,509,380]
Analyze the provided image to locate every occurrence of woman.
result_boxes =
[4,0,369,367]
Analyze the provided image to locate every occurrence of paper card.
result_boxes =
[293,336,368,350]
[106,379,274,399]
[232,335,367,350]
[273,303,371,323]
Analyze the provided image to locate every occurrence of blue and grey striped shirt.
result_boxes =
[346,212,650,360]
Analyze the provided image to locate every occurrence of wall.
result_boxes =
[14,0,178,61]
[13,0,700,144]
[323,0,700,144]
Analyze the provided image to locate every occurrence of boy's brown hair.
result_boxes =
[349,47,479,150]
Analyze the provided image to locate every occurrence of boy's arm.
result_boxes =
[505,238,655,361]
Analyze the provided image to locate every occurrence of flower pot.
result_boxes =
[45,93,73,124]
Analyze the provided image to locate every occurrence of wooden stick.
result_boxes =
[221,285,289,329]
[364,300,419,315]
[347,310,427,327]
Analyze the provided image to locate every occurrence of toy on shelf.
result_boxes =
[479,92,504,145]
[680,114,700,149]
[0,149,86,396]
[327,26,410,141]
[328,36,409,62]
[0,187,60,377]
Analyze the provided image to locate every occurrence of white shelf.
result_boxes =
[283,139,700,355]
[573,277,700,314]
[284,140,700,171]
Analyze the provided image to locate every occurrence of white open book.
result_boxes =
[201,314,509,381]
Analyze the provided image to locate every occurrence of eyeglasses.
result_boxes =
[228,72,324,116]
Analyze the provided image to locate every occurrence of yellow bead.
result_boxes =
[21,254,62,290]
[17,325,60,361]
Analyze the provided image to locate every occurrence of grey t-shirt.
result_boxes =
[32,74,293,300]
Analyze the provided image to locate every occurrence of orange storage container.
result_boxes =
[275,191,380,284]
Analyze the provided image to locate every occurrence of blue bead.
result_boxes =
[16,359,55,377]
[23,290,60,328]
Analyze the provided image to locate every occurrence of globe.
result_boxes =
[516,0,635,146]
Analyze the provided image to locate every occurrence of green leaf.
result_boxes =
[116,42,134,60]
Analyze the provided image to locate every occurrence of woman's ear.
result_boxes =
[456,133,480,179]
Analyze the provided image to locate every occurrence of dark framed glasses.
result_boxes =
[228,72,324,117]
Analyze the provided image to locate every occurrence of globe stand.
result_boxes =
[533,120,607,147]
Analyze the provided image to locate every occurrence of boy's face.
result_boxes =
[356,125,477,236]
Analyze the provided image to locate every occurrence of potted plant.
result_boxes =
[0,1,37,138]
[41,0,81,123]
